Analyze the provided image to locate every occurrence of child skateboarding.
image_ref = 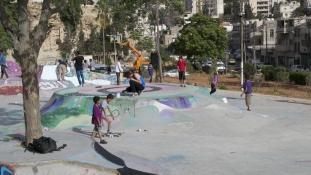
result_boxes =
[91,96,107,144]
[210,74,219,95]
[101,94,115,134]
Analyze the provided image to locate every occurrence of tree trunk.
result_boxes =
[156,0,163,83]
[21,51,42,146]
[103,27,106,64]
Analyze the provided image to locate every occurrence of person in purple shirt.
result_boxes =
[240,74,252,111]
[91,96,107,144]
[210,74,219,95]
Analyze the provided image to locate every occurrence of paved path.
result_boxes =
[1,86,311,175]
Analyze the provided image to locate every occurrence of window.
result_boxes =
[270,29,274,37]
[302,40,305,46]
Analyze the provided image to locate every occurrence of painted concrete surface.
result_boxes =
[1,84,311,174]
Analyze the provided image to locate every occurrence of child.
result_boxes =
[240,74,252,111]
[101,94,115,133]
[91,96,107,144]
[210,74,219,95]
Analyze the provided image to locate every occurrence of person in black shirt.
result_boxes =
[71,51,85,87]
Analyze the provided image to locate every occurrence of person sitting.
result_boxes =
[122,70,146,96]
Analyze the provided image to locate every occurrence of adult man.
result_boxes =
[0,50,9,80]
[71,51,85,87]
[55,59,67,81]
[89,59,95,72]
[122,70,146,96]
[176,55,186,87]
[148,63,154,83]
[115,56,123,85]
[240,74,252,111]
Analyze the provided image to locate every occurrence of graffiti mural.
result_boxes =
[0,163,14,175]
[0,86,23,96]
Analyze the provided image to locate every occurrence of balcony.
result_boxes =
[276,26,292,33]
[276,45,290,52]
[300,46,309,53]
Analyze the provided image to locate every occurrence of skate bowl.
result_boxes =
[38,84,274,174]
[40,84,214,130]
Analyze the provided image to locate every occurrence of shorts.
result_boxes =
[245,94,252,106]
[179,71,185,80]
[103,116,112,123]
[93,124,102,132]
[58,64,67,74]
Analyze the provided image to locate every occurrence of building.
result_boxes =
[275,17,310,68]
[273,1,301,19]
[183,0,224,21]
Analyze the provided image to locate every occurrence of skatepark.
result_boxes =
[1,63,311,174]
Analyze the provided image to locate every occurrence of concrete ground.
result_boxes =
[1,85,311,175]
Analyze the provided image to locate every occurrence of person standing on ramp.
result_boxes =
[177,55,186,87]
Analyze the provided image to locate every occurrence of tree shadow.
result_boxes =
[0,108,24,126]
[71,127,93,137]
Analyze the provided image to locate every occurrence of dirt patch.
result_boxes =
[163,73,311,100]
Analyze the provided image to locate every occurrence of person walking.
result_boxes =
[89,59,95,72]
[240,74,252,111]
[210,74,219,95]
[148,63,154,83]
[0,50,9,80]
[55,59,67,81]
[115,56,123,85]
[107,65,111,75]
[71,51,85,87]
[177,55,186,87]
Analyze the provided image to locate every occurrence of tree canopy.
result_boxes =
[174,13,228,60]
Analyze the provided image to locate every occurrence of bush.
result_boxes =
[289,72,309,85]
[244,63,256,78]
[261,66,286,81]
[254,75,264,92]
[219,85,228,90]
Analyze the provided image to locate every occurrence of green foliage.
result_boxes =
[219,85,228,90]
[0,0,18,51]
[136,37,154,53]
[129,29,143,43]
[289,71,309,85]
[174,13,228,60]
[244,3,255,20]
[254,75,264,92]
[261,66,286,81]
[292,6,304,17]
[52,0,84,32]
[224,3,232,15]
[244,63,256,78]
[105,56,112,65]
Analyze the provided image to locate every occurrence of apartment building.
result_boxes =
[273,1,301,18]
[275,17,311,68]
[183,0,224,20]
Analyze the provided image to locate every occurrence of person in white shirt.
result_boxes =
[101,94,115,134]
[89,59,96,72]
[83,60,89,71]
[115,56,123,85]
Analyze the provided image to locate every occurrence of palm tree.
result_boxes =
[95,0,110,64]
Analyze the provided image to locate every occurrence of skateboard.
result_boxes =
[103,132,125,137]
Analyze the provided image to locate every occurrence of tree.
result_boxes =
[95,0,110,64]
[129,29,143,45]
[136,36,154,53]
[174,13,228,60]
[0,0,67,146]
[244,2,255,20]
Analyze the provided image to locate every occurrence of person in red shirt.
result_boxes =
[176,55,187,87]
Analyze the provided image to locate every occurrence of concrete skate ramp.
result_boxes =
[40,84,210,130]
[40,84,273,174]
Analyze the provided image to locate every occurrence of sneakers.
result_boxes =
[100,140,108,144]
[184,85,186,87]
[107,130,112,134]
[138,91,142,96]
[180,84,182,87]
[133,92,138,96]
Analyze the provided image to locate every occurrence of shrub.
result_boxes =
[219,85,228,90]
[289,71,309,85]
[244,63,256,78]
[254,75,264,92]
[261,66,286,81]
